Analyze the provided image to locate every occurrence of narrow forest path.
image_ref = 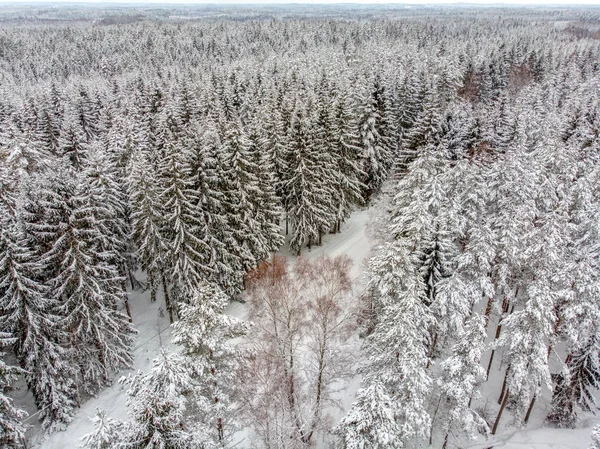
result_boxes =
[35,207,374,449]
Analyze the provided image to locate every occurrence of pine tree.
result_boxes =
[330,92,365,231]
[437,314,489,448]
[0,218,76,433]
[78,409,128,449]
[0,338,28,449]
[118,349,204,449]
[127,148,168,304]
[334,383,402,449]
[158,134,212,300]
[189,123,242,295]
[172,282,246,445]
[247,121,284,253]
[220,118,266,271]
[363,241,434,446]
[45,169,135,396]
[493,280,556,431]
[547,333,600,428]
[286,105,335,254]
[58,109,88,170]
[357,78,394,197]
[590,425,600,449]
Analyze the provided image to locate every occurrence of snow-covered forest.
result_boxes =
[0,4,599,448]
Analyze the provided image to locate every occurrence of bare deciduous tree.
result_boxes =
[240,254,357,448]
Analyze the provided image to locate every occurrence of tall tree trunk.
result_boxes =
[128,267,136,290]
[161,271,174,324]
[547,315,562,359]
[498,365,510,404]
[121,278,133,323]
[524,394,536,425]
[430,396,443,446]
[427,332,438,369]
[487,300,510,379]
[492,387,510,435]
[483,296,494,330]
[285,212,289,236]
[304,344,326,444]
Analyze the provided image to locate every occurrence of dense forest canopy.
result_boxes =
[0,4,599,448]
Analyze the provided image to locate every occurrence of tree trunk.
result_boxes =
[318,231,322,246]
[486,349,496,380]
[121,278,133,323]
[547,315,562,359]
[524,394,536,425]
[150,283,157,303]
[430,396,443,446]
[442,432,449,449]
[492,387,509,435]
[161,271,174,324]
[498,365,510,404]
[128,268,137,290]
[285,212,289,236]
[427,332,438,369]
[487,299,510,378]
[483,296,494,329]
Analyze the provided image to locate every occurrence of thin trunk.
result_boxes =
[486,349,496,380]
[486,302,508,379]
[483,296,494,329]
[305,344,326,444]
[442,432,449,449]
[498,365,510,404]
[524,394,536,425]
[121,278,133,323]
[492,387,510,435]
[161,271,174,324]
[547,315,562,359]
[285,212,289,236]
[430,396,443,446]
[427,332,438,369]
[318,231,322,246]
[128,268,136,290]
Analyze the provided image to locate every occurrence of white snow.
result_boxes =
[23,206,600,449]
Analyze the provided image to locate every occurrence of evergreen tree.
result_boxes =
[363,241,434,446]
[45,169,135,396]
[0,338,28,449]
[127,148,168,303]
[0,218,76,433]
[78,409,127,449]
[172,282,246,446]
[330,92,365,231]
[357,78,394,197]
[158,134,210,299]
[286,105,335,254]
[334,383,402,449]
[437,314,489,448]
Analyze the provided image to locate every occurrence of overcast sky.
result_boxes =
[2,0,600,4]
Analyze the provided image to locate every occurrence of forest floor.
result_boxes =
[20,205,600,449]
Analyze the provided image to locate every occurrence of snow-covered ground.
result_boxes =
[23,205,600,449]
[28,208,372,449]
